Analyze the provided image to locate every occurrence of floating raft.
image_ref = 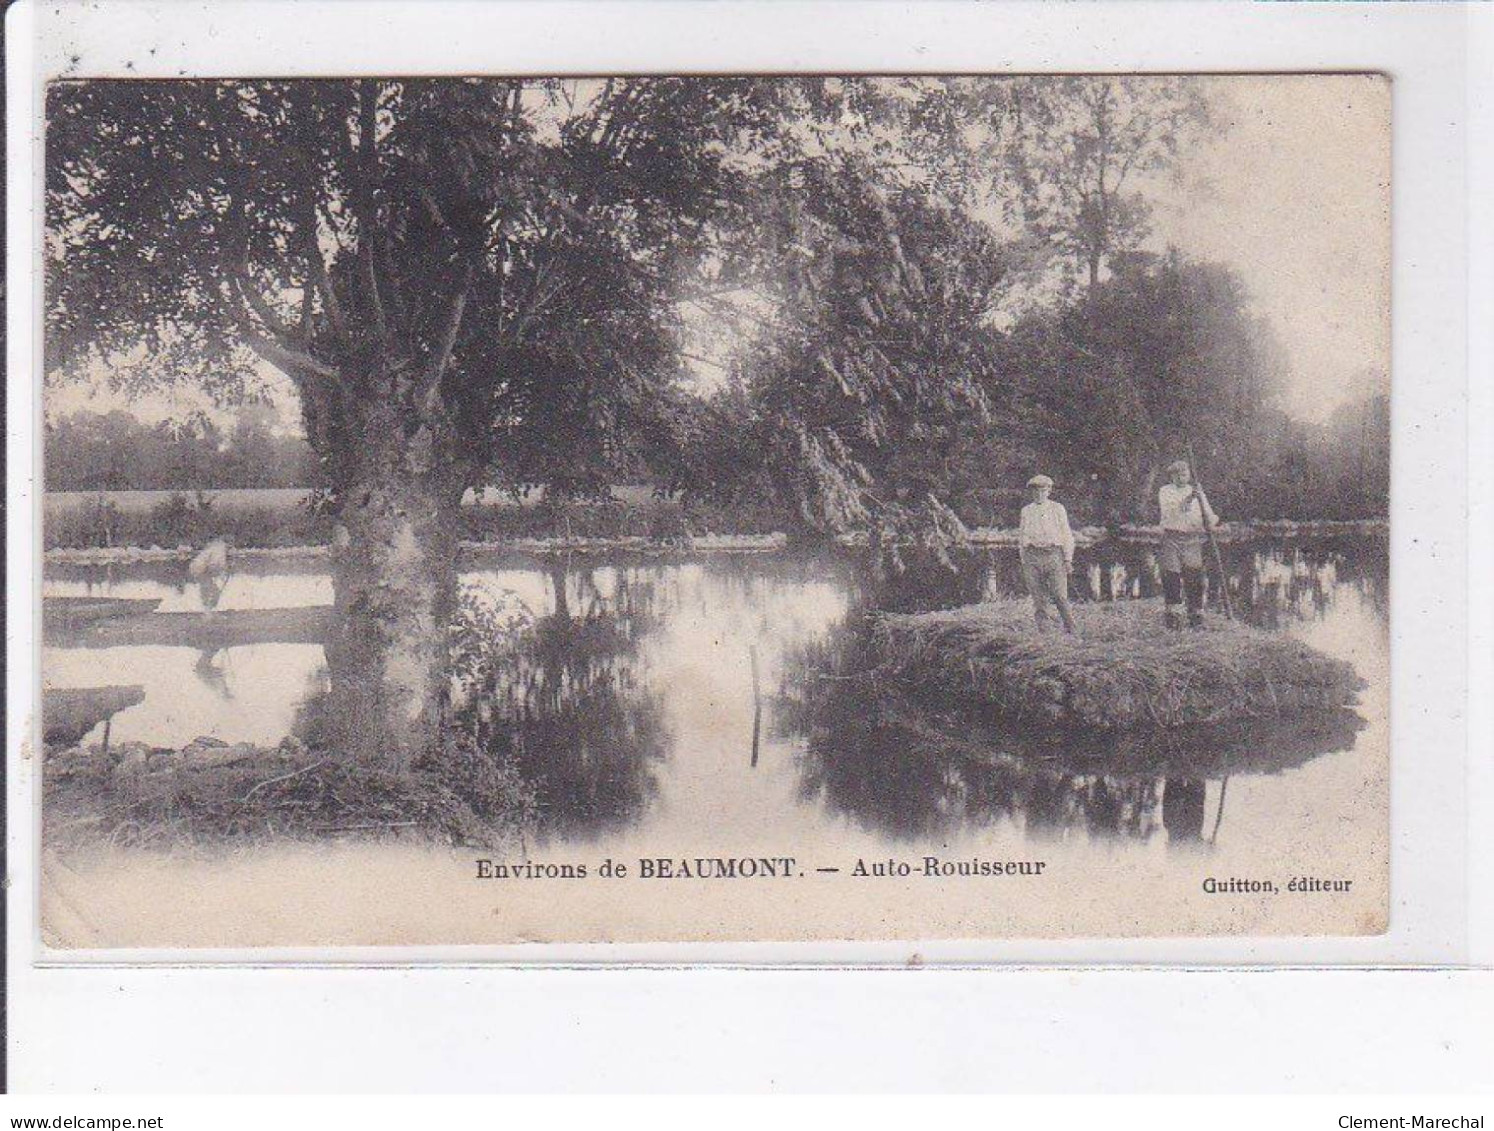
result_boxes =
[43,595,162,629]
[43,684,146,746]
[45,606,331,649]
[871,599,1364,730]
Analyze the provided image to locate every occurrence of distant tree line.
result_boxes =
[46,403,320,491]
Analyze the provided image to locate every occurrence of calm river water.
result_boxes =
[43,537,1388,870]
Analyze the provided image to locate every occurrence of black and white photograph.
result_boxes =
[37,71,1391,947]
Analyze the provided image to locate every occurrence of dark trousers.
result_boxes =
[1162,566,1205,622]
[1160,532,1206,625]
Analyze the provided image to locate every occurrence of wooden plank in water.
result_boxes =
[48,607,333,649]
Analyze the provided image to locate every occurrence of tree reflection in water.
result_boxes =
[1039,536,1390,633]
[450,563,670,841]
[1161,778,1210,845]
[1233,539,1389,630]
[296,561,670,841]
[778,623,1364,849]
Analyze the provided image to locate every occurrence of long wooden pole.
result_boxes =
[749,645,762,769]
[1209,774,1229,844]
[1186,442,1235,621]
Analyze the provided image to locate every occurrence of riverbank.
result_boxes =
[43,735,529,852]
[41,486,783,551]
[43,532,791,565]
[41,519,1387,566]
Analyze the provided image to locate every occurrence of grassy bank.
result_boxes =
[872,598,1364,729]
[43,734,535,852]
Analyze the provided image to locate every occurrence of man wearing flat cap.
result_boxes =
[1158,460,1219,629]
[1019,474,1077,634]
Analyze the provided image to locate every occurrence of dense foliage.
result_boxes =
[46,78,797,498]
[690,249,1389,530]
[48,76,1386,530]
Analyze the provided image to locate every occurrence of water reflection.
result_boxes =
[454,565,670,840]
[43,642,327,748]
[279,562,673,841]
[776,613,1366,852]
[1162,778,1211,846]
[191,648,234,700]
[42,538,1387,858]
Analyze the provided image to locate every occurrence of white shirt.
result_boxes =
[1019,499,1075,561]
[188,538,229,578]
[1158,483,1219,532]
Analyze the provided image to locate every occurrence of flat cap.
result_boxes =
[1026,474,1054,488]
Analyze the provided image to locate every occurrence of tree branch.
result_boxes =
[419,264,474,417]
[299,217,352,345]
[299,277,315,335]
[357,79,389,342]
[231,266,301,347]
[507,80,526,145]
[217,276,350,406]
[1113,116,1166,195]
[224,299,342,386]
[280,92,353,347]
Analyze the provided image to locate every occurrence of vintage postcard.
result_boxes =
[38,73,1390,949]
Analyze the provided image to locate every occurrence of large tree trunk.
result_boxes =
[322,401,464,774]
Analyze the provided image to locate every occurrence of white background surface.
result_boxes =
[7,0,1492,1092]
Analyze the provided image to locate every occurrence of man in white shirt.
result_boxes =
[1157,460,1218,629]
[1018,474,1077,634]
